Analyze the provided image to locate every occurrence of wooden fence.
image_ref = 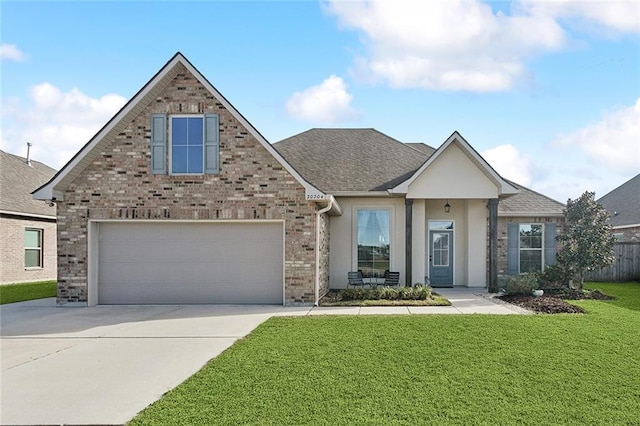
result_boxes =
[586,242,640,282]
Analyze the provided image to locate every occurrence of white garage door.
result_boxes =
[98,222,283,304]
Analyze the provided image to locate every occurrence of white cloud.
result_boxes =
[552,98,640,174]
[285,75,359,123]
[525,0,640,35]
[0,83,126,169]
[323,0,638,92]
[0,43,27,61]
[481,144,534,186]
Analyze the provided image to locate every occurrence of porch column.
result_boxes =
[488,198,499,292]
[405,198,413,287]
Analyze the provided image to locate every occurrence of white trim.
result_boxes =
[391,131,519,196]
[498,212,564,218]
[0,210,56,220]
[333,191,393,197]
[33,52,325,201]
[613,223,640,230]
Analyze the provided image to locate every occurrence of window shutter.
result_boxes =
[204,114,219,174]
[507,223,519,275]
[544,223,557,266]
[151,114,167,174]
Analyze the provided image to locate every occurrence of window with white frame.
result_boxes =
[519,224,543,273]
[24,228,43,268]
[151,114,219,175]
[356,209,390,278]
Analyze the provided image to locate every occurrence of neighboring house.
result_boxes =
[33,52,564,306]
[597,174,640,242]
[1,149,57,284]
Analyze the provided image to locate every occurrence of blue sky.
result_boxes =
[2,0,639,203]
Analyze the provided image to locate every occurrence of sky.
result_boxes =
[1,0,639,203]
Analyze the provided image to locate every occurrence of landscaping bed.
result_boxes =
[319,286,451,307]
[497,289,614,314]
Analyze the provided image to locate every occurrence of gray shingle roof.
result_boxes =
[498,180,565,215]
[597,174,640,227]
[0,150,57,217]
[274,128,429,192]
[274,128,565,216]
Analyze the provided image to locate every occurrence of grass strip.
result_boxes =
[0,280,56,304]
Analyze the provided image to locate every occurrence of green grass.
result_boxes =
[585,281,640,311]
[130,284,640,426]
[0,280,56,304]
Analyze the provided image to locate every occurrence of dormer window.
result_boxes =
[151,114,219,175]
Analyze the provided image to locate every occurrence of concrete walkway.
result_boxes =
[0,289,522,425]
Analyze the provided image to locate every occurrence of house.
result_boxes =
[597,174,640,242]
[1,149,57,284]
[33,52,564,306]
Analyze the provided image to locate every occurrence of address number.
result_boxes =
[306,194,326,200]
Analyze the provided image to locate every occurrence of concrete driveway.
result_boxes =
[0,298,308,426]
[1,290,520,425]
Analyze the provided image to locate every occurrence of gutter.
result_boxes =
[314,196,335,306]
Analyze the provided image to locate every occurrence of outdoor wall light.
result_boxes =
[444,200,451,213]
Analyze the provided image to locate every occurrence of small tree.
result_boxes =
[557,191,615,289]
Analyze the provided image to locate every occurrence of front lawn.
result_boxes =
[0,280,56,305]
[130,283,640,425]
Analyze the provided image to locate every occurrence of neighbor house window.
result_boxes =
[150,114,219,175]
[519,224,543,273]
[24,228,43,268]
[356,209,390,278]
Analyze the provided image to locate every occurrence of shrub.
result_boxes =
[503,274,539,296]
[339,285,432,301]
[538,264,574,289]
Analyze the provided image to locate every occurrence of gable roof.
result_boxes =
[33,52,324,201]
[0,150,57,218]
[597,174,640,228]
[274,128,428,193]
[392,131,519,196]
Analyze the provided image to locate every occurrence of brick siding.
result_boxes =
[56,64,319,305]
[0,215,57,284]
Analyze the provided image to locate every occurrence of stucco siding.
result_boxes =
[329,197,406,289]
[407,143,499,199]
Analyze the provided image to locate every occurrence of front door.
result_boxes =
[429,230,454,287]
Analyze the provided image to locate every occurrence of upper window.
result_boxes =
[356,209,390,278]
[151,114,219,175]
[171,117,204,174]
[24,228,43,268]
[519,224,543,273]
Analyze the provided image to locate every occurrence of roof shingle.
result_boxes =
[597,174,640,227]
[0,150,57,217]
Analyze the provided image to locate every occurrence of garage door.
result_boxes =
[98,222,283,304]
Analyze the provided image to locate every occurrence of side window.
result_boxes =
[25,228,43,268]
[507,222,557,275]
[151,114,219,175]
[519,224,543,273]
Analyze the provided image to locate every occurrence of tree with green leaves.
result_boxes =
[557,191,615,289]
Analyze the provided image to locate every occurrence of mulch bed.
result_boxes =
[497,290,614,314]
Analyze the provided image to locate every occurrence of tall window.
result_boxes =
[519,224,543,273]
[357,210,390,277]
[24,228,43,268]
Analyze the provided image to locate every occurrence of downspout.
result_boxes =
[314,196,334,306]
